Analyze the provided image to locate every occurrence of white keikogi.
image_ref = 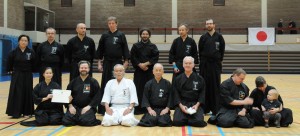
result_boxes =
[101,77,139,126]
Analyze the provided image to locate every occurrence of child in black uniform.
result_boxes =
[261,89,282,128]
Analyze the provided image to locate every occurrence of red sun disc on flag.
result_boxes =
[256,31,268,41]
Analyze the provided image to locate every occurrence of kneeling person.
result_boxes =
[138,63,172,127]
[173,56,207,127]
[101,64,139,126]
[62,61,101,126]
[21,67,64,126]
[216,68,254,128]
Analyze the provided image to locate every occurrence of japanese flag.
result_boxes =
[248,28,275,45]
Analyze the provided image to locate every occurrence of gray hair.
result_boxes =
[113,64,125,77]
[233,68,246,76]
[45,27,56,33]
[206,18,214,24]
[153,63,164,71]
[183,56,194,64]
[179,23,189,30]
[107,16,118,24]
[78,60,90,68]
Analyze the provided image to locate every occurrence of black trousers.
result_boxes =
[138,108,172,127]
[21,109,63,126]
[62,106,101,126]
[216,108,254,128]
[250,108,293,127]
[173,101,207,127]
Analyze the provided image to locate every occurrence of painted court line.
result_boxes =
[217,126,225,136]
[0,122,15,124]
[14,127,34,136]
[187,126,192,136]
[55,126,72,136]
[47,126,65,136]
[0,117,33,131]
[182,126,186,136]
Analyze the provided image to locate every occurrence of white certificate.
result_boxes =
[51,89,71,103]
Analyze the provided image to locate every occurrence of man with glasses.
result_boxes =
[215,68,254,128]
[36,27,64,86]
[198,19,225,116]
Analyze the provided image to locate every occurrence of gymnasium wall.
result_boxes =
[49,0,300,31]
[0,0,3,27]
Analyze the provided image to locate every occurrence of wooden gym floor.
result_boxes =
[0,73,299,136]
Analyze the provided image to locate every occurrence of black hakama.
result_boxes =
[249,85,293,127]
[21,81,64,126]
[6,47,35,118]
[131,40,159,114]
[138,78,172,127]
[172,72,207,127]
[216,77,254,128]
[198,31,225,115]
[62,76,101,126]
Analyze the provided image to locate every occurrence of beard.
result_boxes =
[207,27,213,31]
[141,37,149,42]
[80,71,88,76]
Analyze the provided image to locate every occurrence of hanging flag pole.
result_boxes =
[267,45,270,72]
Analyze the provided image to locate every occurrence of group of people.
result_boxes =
[6,16,293,128]
[277,19,298,34]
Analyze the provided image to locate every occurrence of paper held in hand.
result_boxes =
[51,89,71,103]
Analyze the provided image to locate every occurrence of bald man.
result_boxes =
[138,63,172,127]
[66,23,96,82]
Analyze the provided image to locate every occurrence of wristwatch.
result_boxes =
[128,107,133,110]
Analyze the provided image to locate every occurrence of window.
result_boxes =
[124,0,135,7]
[213,0,225,6]
[61,0,72,7]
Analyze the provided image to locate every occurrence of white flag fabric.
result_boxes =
[248,28,275,45]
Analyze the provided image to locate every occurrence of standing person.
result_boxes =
[65,23,96,82]
[21,68,64,126]
[131,28,159,115]
[101,64,139,127]
[277,19,284,34]
[198,19,225,116]
[6,35,35,118]
[250,76,293,127]
[172,56,207,127]
[215,68,254,128]
[62,61,101,126]
[169,24,198,83]
[36,27,64,86]
[261,89,282,128]
[96,16,130,115]
[138,63,173,127]
[288,19,298,34]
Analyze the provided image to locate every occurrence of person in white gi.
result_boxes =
[101,64,139,126]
